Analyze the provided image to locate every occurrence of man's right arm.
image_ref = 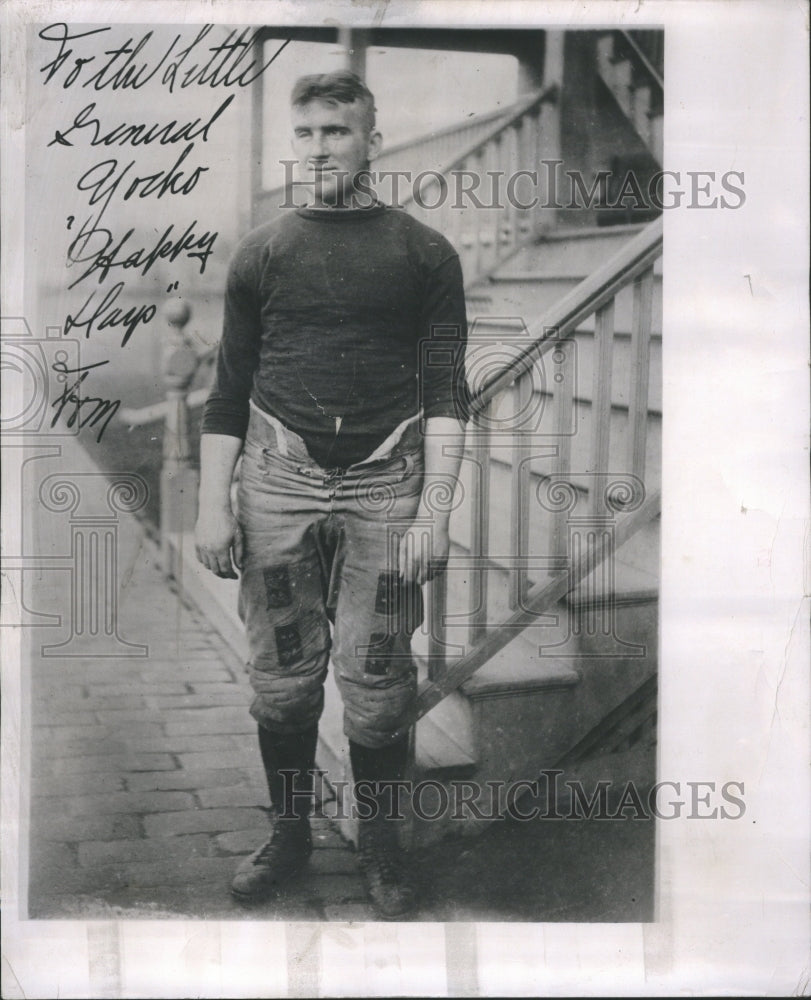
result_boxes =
[195,433,245,579]
[196,237,262,579]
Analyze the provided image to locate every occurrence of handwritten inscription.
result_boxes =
[39,22,286,426]
[68,221,218,287]
[64,282,157,348]
[49,94,235,148]
[39,24,289,92]
[50,359,121,441]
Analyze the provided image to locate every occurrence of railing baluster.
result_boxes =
[627,268,654,481]
[479,136,498,275]
[509,372,533,608]
[503,120,520,256]
[589,299,615,519]
[428,569,448,682]
[469,402,492,645]
[473,146,487,278]
[551,338,575,562]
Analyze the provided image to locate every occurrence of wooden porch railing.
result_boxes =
[401,86,558,287]
[365,106,512,186]
[596,30,664,164]
[417,215,662,718]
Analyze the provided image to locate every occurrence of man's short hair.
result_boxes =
[291,71,377,132]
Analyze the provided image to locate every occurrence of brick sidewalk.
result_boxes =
[27,521,376,922]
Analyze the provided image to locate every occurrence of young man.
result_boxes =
[195,71,467,919]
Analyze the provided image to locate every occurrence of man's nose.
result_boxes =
[309,132,328,159]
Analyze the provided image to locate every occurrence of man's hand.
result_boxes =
[398,512,450,585]
[196,433,245,579]
[195,506,244,579]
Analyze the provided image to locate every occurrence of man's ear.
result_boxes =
[367,130,382,163]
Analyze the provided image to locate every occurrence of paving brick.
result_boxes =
[41,753,177,774]
[32,812,143,842]
[28,841,75,872]
[195,784,268,810]
[78,834,213,868]
[44,694,150,711]
[144,807,269,838]
[35,724,116,742]
[38,664,154,684]
[102,734,246,754]
[28,843,95,899]
[187,682,250,697]
[167,647,225,659]
[30,683,87,701]
[164,718,256,736]
[140,667,234,683]
[33,771,126,797]
[214,829,270,855]
[146,692,247,710]
[125,768,256,792]
[157,706,250,724]
[32,738,133,759]
[175,748,261,770]
[308,849,359,875]
[93,708,167,724]
[82,683,189,697]
[35,722,165,743]
[101,856,238,889]
[42,790,196,817]
[30,861,148,898]
[30,710,99,726]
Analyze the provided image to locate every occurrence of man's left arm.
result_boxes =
[399,251,468,585]
[399,416,465,584]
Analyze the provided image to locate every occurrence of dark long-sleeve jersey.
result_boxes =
[201,202,468,469]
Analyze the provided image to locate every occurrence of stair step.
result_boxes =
[462,651,581,699]
[415,690,477,771]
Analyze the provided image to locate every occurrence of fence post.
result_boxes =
[160,299,200,578]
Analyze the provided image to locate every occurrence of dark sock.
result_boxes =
[349,736,409,785]
[350,736,410,823]
[258,724,318,820]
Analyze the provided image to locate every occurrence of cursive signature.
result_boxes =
[51,359,121,442]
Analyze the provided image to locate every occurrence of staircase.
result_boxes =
[401,217,662,842]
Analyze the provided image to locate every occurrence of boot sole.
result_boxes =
[230,853,312,904]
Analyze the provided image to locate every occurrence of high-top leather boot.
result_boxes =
[231,725,317,903]
[350,737,415,919]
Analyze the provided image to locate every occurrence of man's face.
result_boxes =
[291,98,381,206]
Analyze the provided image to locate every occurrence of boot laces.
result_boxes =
[255,821,308,863]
